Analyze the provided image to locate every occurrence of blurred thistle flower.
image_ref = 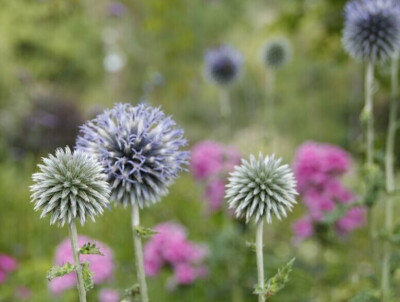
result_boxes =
[50,236,115,294]
[76,103,189,208]
[342,0,400,62]
[261,38,292,69]
[226,153,298,223]
[204,45,243,86]
[107,1,127,17]
[30,147,110,226]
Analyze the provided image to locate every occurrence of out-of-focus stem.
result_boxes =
[256,220,265,302]
[381,57,398,302]
[132,203,149,302]
[219,88,231,118]
[69,221,87,302]
[265,70,276,151]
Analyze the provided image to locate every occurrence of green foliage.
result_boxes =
[81,261,94,292]
[254,258,295,300]
[79,242,104,256]
[121,284,141,302]
[362,164,384,208]
[349,290,380,302]
[46,262,75,281]
[135,226,158,239]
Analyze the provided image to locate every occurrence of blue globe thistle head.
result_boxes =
[225,153,298,224]
[204,45,243,86]
[261,38,292,69]
[342,0,400,62]
[30,147,111,227]
[76,103,190,208]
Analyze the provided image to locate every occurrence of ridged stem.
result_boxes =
[132,203,149,302]
[68,221,87,302]
[381,57,398,302]
[219,88,231,118]
[256,220,265,302]
[365,62,377,267]
[266,70,276,151]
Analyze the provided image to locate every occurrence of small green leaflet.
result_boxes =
[135,226,158,238]
[79,242,104,256]
[254,258,295,300]
[81,262,94,292]
[47,262,76,281]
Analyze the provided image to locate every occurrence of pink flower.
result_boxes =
[0,270,6,283]
[292,217,314,239]
[191,141,225,179]
[50,236,114,294]
[16,287,31,300]
[205,180,226,211]
[144,222,208,286]
[0,254,18,272]
[99,288,120,302]
[336,207,367,234]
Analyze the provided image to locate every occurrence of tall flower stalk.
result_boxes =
[342,0,400,275]
[30,147,110,302]
[76,103,189,301]
[382,57,399,301]
[204,45,243,119]
[261,38,291,150]
[225,154,297,301]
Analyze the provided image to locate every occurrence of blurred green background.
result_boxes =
[1,0,399,301]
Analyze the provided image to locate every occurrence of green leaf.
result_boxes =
[47,263,76,281]
[135,226,158,238]
[122,283,140,301]
[245,241,257,252]
[362,164,384,208]
[349,290,380,302]
[81,262,94,292]
[79,242,104,256]
[254,258,295,300]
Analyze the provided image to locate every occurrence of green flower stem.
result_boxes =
[365,62,375,165]
[219,87,231,118]
[256,220,265,302]
[68,221,87,302]
[265,70,276,151]
[382,57,399,302]
[132,203,149,302]
[365,62,378,266]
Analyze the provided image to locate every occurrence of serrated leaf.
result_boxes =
[79,242,104,256]
[81,262,94,292]
[122,283,140,301]
[135,226,158,238]
[254,258,295,300]
[47,263,76,281]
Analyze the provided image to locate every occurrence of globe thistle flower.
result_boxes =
[225,153,297,223]
[30,147,110,226]
[342,0,400,62]
[261,38,292,69]
[76,103,189,208]
[204,45,243,86]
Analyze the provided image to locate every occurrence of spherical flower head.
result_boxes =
[204,45,243,86]
[226,153,298,223]
[342,0,400,62]
[50,236,114,294]
[30,147,110,227]
[261,38,292,69]
[76,103,189,208]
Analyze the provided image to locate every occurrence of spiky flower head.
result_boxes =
[342,0,400,62]
[76,103,189,208]
[204,45,243,86]
[261,38,292,69]
[30,147,110,226]
[225,153,298,223]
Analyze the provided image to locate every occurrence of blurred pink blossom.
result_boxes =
[292,216,314,239]
[0,254,18,272]
[191,140,241,212]
[15,287,31,300]
[144,222,208,286]
[292,141,365,242]
[336,207,367,234]
[99,288,120,302]
[50,236,114,294]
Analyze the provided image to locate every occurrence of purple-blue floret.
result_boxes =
[76,103,189,207]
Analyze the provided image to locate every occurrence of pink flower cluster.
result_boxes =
[191,141,241,212]
[292,142,366,242]
[144,222,208,286]
[0,254,18,283]
[50,236,114,294]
